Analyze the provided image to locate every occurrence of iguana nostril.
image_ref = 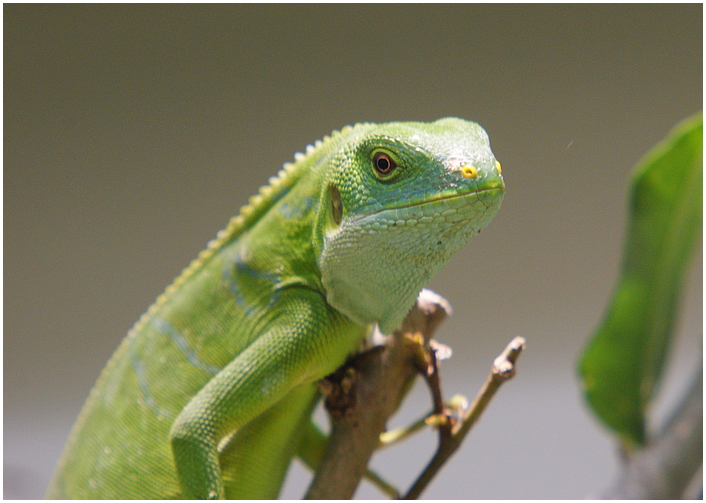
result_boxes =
[460,164,478,179]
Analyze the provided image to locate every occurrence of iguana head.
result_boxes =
[316,117,505,333]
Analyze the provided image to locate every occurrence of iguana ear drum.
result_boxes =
[330,184,342,225]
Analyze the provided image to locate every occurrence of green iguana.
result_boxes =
[46,118,505,499]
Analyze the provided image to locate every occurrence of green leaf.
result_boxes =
[578,113,702,447]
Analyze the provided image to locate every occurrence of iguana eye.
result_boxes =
[372,152,396,175]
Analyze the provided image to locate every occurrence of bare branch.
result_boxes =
[600,364,703,499]
[304,290,450,499]
[402,336,526,499]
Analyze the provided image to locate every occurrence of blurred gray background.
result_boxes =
[5,4,702,499]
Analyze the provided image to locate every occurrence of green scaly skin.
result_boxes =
[46,118,505,499]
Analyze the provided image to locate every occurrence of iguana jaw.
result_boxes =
[318,182,504,334]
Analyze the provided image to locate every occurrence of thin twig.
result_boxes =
[379,415,429,448]
[402,336,526,500]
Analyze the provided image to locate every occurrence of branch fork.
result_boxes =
[305,290,525,499]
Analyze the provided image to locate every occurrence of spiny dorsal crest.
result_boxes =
[130,123,361,334]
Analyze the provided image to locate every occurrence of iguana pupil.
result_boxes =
[373,152,395,175]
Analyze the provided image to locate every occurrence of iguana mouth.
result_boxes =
[357,181,505,219]
[387,184,504,212]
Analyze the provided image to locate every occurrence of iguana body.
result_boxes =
[47,118,505,499]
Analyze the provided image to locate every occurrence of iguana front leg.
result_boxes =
[169,288,362,499]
